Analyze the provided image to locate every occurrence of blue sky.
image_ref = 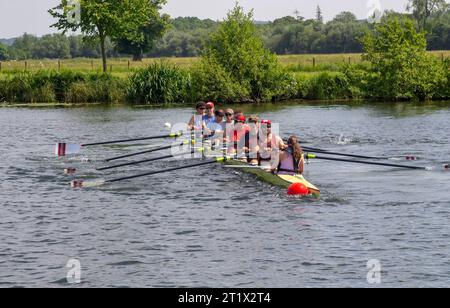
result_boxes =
[0,0,411,38]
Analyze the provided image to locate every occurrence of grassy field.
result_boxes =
[0,51,448,77]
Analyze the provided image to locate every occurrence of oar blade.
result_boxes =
[55,143,82,156]
[71,179,106,188]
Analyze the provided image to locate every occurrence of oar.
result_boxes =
[96,152,188,171]
[97,146,208,171]
[306,154,435,170]
[303,146,419,161]
[55,131,184,156]
[71,157,229,188]
[63,140,203,175]
[105,139,195,162]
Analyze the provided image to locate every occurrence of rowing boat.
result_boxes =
[224,159,321,197]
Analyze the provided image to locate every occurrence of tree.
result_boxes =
[49,0,156,72]
[193,4,293,102]
[34,34,71,59]
[407,0,448,30]
[0,43,8,60]
[9,33,39,59]
[362,17,446,100]
[316,6,324,23]
[115,0,169,61]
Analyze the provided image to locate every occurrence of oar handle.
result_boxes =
[303,148,383,160]
[105,139,193,162]
[307,154,427,170]
[98,149,202,171]
[82,132,183,147]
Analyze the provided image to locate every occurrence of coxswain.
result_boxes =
[277,136,305,175]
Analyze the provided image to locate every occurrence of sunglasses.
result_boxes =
[198,107,206,110]
[226,113,233,117]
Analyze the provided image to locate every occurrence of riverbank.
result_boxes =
[1,53,449,105]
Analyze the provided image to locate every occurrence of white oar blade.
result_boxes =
[64,168,77,175]
[55,143,82,156]
[71,179,106,188]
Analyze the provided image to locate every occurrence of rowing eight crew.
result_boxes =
[188,101,305,175]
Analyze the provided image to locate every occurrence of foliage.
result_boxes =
[49,0,157,71]
[362,17,447,100]
[115,0,170,61]
[0,43,9,60]
[193,4,293,102]
[407,0,448,30]
[127,61,191,105]
[295,72,357,100]
[0,70,125,103]
[4,7,450,60]
[191,56,250,103]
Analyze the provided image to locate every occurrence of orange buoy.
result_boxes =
[287,183,310,196]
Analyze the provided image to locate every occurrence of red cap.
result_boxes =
[261,119,271,125]
[206,102,215,108]
[236,115,246,123]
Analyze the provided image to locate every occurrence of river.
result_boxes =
[0,101,449,287]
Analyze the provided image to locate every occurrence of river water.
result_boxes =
[0,101,449,288]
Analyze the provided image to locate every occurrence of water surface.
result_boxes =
[0,101,449,287]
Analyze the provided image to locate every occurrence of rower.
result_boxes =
[188,101,206,131]
[234,109,244,122]
[223,108,235,143]
[258,119,286,171]
[229,115,249,158]
[205,110,226,149]
[204,102,216,128]
[277,136,305,175]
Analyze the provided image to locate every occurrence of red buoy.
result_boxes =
[287,183,310,196]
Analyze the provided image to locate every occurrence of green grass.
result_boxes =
[0,51,448,76]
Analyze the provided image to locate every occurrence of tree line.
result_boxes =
[1,4,449,104]
[0,0,449,63]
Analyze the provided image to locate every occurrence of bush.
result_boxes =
[65,81,95,103]
[2,74,33,102]
[0,70,126,103]
[191,55,251,103]
[193,5,292,102]
[362,17,447,101]
[127,61,191,105]
[31,82,56,103]
[295,72,356,100]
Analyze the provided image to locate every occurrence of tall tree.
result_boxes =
[194,4,291,102]
[49,0,156,72]
[407,0,448,30]
[116,0,170,61]
[0,43,9,60]
[316,6,324,23]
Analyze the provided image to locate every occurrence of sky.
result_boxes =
[0,0,411,38]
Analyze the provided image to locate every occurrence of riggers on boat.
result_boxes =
[224,159,320,197]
